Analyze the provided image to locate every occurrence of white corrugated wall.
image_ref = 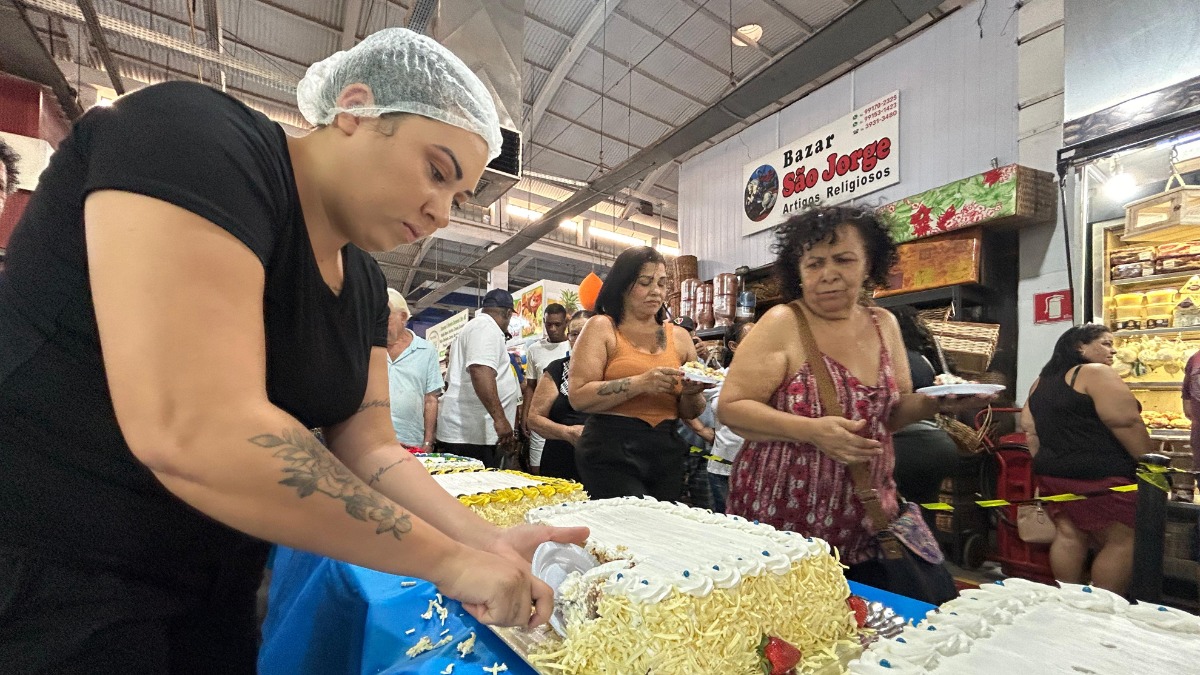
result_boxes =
[679,0,1020,279]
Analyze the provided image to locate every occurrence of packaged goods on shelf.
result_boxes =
[1113,305,1144,330]
[1145,287,1178,304]
[1108,246,1155,266]
[1111,261,1154,279]
[1113,292,1145,307]
[1154,254,1200,273]
[1175,299,1200,327]
[1154,241,1200,259]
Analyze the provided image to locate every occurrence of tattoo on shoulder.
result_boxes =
[597,378,631,396]
[656,326,666,350]
[250,429,413,540]
[357,399,389,413]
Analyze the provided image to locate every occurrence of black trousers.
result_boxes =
[541,438,581,481]
[892,421,958,505]
[576,414,687,501]
[436,441,500,469]
[0,543,266,674]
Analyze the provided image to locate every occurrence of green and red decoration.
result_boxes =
[758,635,802,675]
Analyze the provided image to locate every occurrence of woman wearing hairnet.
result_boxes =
[0,28,585,672]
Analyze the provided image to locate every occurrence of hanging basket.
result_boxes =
[927,320,1000,374]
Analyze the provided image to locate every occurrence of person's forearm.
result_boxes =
[570,378,643,413]
[342,441,499,550]
[888,393,938,431]
[527,409,577,442]
[140,404,464,582]
[718,399,813,443]
[1026,432,1040,456]
[677,392,705,420]
[469,368,508,423]
[423,394,439,446]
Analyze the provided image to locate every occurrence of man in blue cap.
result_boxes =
[436,289,520,467]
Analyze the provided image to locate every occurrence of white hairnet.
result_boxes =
[297,27,502,162]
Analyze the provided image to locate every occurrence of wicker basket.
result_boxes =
[917,305,954,324]
[928,320,1000,374]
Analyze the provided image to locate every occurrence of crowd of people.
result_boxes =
[0,19,1166,670]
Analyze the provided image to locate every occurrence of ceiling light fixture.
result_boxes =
[656,244,680,257]
[505,204,542,221]
[732,24,763,47]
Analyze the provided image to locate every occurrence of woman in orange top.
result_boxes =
[569,247,709,499]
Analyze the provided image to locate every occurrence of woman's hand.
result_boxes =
[680,378,714,396]
[436,544,554,628]
[565,424,585,448]
[484,523,591,564]
[635,367,682,395]
[806,417,882,463]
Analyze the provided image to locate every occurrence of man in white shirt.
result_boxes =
[384,289,443,448]
[436,289,520,467]
[523,303,570,473]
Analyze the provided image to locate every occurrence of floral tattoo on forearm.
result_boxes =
[250,428,413,540]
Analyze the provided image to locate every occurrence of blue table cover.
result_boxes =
[260,547,938,675]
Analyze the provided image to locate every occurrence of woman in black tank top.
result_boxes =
[1021,325,1151,596]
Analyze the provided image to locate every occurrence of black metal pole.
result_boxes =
[1131,453,1170,603]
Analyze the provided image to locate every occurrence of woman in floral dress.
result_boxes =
[719,206,956,588]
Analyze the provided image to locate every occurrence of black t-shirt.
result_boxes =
[544,357,588,428]
[0,82,388,591]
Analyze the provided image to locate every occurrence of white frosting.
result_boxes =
[851,579,1200,674]
[431,471,543,497]
[417,454,485,471]
[525,496,832,603]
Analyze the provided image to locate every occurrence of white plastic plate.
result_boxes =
[915,383,1006,397]
[531,542,599,638]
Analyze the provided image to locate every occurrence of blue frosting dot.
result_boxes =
[896,638,907,644]
[880,659,892,668]
[1083,586,1093,593]
[641,580,649,585]
[753,520,759,525]
[616,573,623,580]
[806,537,813,542]
[762,550,770,556]
[1159,606,1169,612]
[712,565,720,571]
[927,626,937,631]
[683,570,690,578]
[950,612,958,616]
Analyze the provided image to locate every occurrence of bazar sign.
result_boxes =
[741,91,900,237]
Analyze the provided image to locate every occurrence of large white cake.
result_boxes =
[850,578,1200,674]
[525,496,858,674]
[429,469,586,527]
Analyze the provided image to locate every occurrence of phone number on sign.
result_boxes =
[864,111,897,129]
[863,98,898,113]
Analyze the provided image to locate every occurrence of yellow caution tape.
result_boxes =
[974,499,1011,508]
[922,502,954,511]
[1109,483,1139,493]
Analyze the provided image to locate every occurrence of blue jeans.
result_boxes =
[708,472,729,513]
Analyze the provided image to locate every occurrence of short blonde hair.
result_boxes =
[387,288,409,314]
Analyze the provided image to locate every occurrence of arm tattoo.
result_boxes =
[656,326,666,351]
[367,458,409,487]
[250,429,413,540]
[597,378,631,396]
[357,399,389,413]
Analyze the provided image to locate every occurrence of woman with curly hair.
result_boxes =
[719,206,959,589]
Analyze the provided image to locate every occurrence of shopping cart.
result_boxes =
[974,407,1056,584]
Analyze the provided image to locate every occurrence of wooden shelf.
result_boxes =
[1150,430,1192,441]
[1125,381,1185,389]
[1111,271,1200,288]
[872,284,991,310]
[1114,326,1200,337]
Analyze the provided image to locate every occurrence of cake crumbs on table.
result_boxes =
[439,665,454,675]
[400,581,417,588]
[404,628,416,635]
[456,632,476,658]
[483,663,508,674]
[405,636,435,658]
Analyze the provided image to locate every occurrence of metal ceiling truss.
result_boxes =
[413,0,949,311]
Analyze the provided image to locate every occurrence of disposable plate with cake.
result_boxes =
[680,361,724,384]
[916,374,1004,397]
